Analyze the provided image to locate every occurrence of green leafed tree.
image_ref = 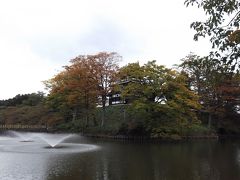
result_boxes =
[117,61,201,137]
[184,0,240,71]
[180,53,221,128]
[180,53,240,132]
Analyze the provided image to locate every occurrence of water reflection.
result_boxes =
[1,134,240,180]
[48,140,240,180]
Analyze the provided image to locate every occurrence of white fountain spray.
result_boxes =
[8,131,34,142]
[36,133,74,148]
[0,132,99,153]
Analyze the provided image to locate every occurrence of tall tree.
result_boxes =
[117,61,201,137]
[184,0,240,71]
[88,52,121,127]
[180,53,240,130]
[45,60,98,126]
[180,54,222,128]
[45,52,120,128]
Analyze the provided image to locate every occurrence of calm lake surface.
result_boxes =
[0,132,240,180]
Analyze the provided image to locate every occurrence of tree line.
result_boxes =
[42,51,239,137]
[0,92,44,107]
[0,52,239,137]
[0,51,239,137]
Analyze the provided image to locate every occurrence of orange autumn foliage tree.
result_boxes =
[216,74,240,118]
[45,66,97,126]
[88,52,121,126]
[45,52,120,127]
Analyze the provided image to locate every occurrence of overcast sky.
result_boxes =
[0,0,211,100]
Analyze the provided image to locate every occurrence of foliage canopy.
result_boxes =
[185,0,240,71]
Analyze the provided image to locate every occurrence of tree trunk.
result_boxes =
[72,108,77,122]
[208,113,212,129]
[85,92,89,128]
[123,108,126,122]
[101,95,106,127]
[85,114,89,128]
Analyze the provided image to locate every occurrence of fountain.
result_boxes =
[0,131,99,154]
[8,131,73,146]
[35,133,74,148]
[8,130,34,142]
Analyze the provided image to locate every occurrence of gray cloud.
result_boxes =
[27,18,145,64]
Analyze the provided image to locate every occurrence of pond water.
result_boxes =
[0,132,240,180]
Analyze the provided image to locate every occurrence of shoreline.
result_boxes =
[81,133,220,142]
[3,129,240,142]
